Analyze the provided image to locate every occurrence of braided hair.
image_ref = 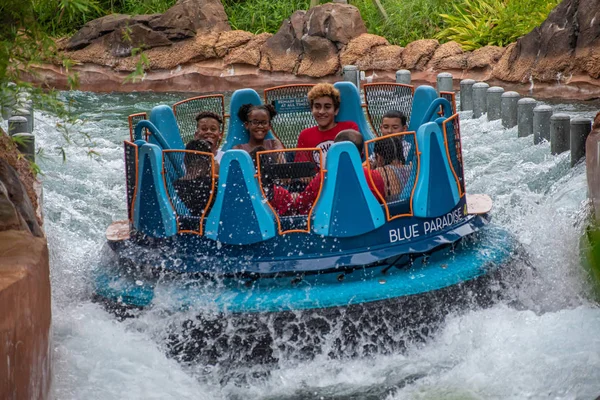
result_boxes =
[237,103,278,123]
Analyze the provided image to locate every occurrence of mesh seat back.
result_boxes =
[172,95,225,145]
[364,83,414,136]
[264,84,315,149]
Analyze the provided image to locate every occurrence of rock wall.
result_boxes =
[24,0,600,99]
[0,131,50,400]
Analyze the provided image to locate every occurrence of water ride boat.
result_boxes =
[95,82,521,363]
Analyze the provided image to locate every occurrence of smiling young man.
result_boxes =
[294,83,359,163]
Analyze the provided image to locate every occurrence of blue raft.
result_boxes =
[95,82,520,318]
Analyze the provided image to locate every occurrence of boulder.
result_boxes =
[214,31,254,58]
[225,33,272,66]
[368,45,403,70]
[427,41,464,70]
[66,14,132,51]
[339,33,389,67]
[467,45,505,69]
[304,3,367,45]
[104,23,172,58]
[149,0,230,40]
[143,32,220,70]
[297,36,340,77]
[491,0,593,82]
[259,12,304,73]
[492,42,533,82]
[0,159,42,237]
[402,39,439,70]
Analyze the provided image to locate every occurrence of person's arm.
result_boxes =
[294,175,320,214]
[367,169,385,203]
[273,186,294,216]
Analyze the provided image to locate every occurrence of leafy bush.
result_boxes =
[435,0,560,50]
[350,0,453,46]
[222,0,315,34]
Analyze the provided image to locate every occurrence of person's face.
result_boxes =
[194,117,222,153]
[380,117,406,136]
[311,96,339,130]
[244,109,271,142]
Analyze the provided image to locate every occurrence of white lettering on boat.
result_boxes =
[389,224,420,243]
[388,208,466,243]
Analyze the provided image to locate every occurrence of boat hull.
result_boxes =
[93,223,524,364]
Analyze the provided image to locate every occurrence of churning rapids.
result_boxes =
[20,91,600,399]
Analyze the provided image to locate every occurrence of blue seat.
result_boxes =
[333,81,376,143]
[148,105,185,150]
[312,142,385,237]
[204,150,277,244]
[408,85,439,132]
[132,142,178,238]
[412,122,461,218]
[221,89,276,152]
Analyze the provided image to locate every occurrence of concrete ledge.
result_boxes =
[0,230,51,400]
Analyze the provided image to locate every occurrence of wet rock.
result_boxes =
[297,36,339,77]
[0,159,42,237]
[149,0,230,40]
[339,33,389,67]
[214,31,254,58]
[402,39,439,70]
[467,45,505,69]
[304,3,366,45]
[225,33,272,66]
[428,41,464,70]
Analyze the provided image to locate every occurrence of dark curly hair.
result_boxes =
[195,111,223,125]
[237,103,277,123]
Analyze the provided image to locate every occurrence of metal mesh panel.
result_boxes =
[123,141,138,222]
[366,132,419,219]
[172,95,225,145]
[364,83,414,136]
[442,114,465,195]
[440,91,457,115]
[128,112,147,141]
[264,85,315,149]
[256,149,322,233]
[163,150,216,233]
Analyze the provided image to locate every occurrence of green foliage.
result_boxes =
[351,0,453,46]
[435,0,560,50]
[222,0,314,34]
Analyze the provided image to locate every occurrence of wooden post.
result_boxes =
[310,0,320,8]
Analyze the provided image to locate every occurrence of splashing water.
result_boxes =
[23,91,600,399]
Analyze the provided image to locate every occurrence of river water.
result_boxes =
[24,90,600,399]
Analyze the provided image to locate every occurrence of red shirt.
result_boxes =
[294,121,359,163]
[294,168,385,215]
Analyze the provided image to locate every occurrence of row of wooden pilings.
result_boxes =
[342,66,593,168]
[2,82,36,162]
